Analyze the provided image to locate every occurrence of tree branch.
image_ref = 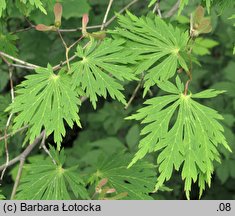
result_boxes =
[101,0,114,30]
[0,51,39,69]
[0,131,45,172]
[39,131,56,165]
[0,125,29,142]
[125,76,144,110]
[0,57,15,181]
[10,158,25,199]
[104,0,139,27]
[164,0,180,18]
[153,0,162,18]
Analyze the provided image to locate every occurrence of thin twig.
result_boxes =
[11,63,35,70]
[25,17,35,28]
[13,26,34,34]
[0,125,29,142]
[40,131,56,165]
[10,158,25,199]
[125,76,144,109]
[68,35,84,50]
[101,0,114,30]
[0,127,10,181]
[53,54,77,71]
[0,131,45,172]
[57,31,84,71]
[10,130,45,199]
[59,0,139,32]
[57,30,72,70]
[153,0,162,18]
[57,30,67,49]
[53,0,139,71]
[53,40,92,71]
[0,51,39,69]
[104,0,139,27]
[0,58,15,182]
[164,0,180,18]
[59,25,102,32]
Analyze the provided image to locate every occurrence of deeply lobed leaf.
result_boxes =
[113,12,189,95]
[70,38,137,109]
[16,148,89,200]
[7,64,81,149]
[127,77,231,198]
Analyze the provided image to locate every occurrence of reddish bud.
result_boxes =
[82,14,89,35]
[54,3,63,27]
[35,24,54,32]
[96,178,108,193]
[106,188,116,194]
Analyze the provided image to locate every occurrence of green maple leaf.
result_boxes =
[88,153,156,200]
[70,38,137,109]
[113,12,189,95]
[7,64,81,149]
[16,148,89,200]
[127,77,231,199]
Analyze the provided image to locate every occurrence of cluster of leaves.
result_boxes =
[7,36,138,149]
[15,144,156,200]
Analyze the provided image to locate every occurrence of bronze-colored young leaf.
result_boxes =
[192,6,212,36]
[193,5,205,26]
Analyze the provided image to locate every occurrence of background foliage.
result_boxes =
[0,0,234,200]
